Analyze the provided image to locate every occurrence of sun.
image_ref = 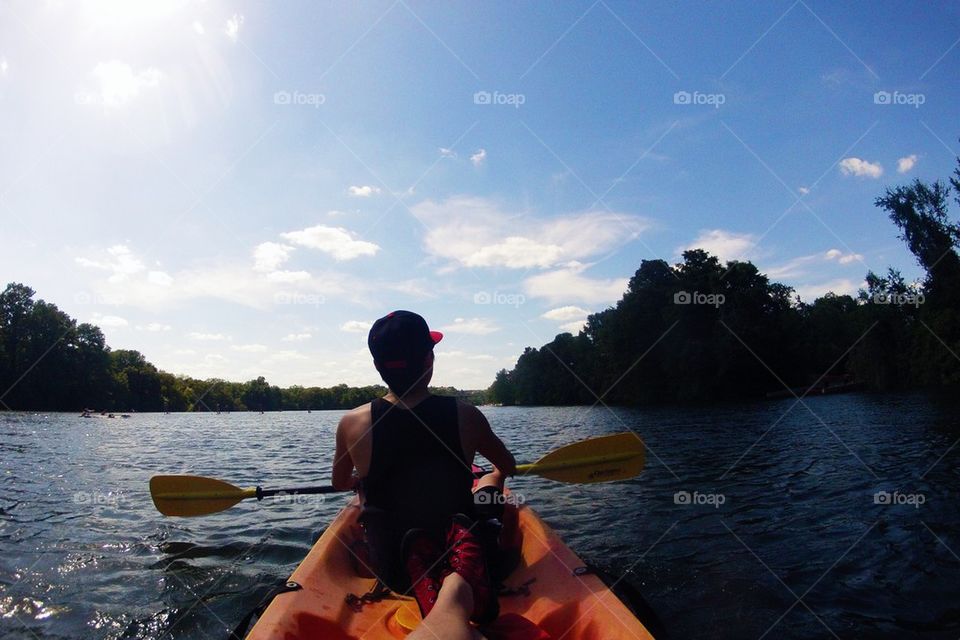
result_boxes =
[78,0,194,31]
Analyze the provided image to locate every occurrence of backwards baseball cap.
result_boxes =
[368,310,443,370]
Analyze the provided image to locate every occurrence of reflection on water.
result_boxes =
[1,393,958,639]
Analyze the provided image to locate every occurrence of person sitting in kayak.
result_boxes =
[332,310,517,637]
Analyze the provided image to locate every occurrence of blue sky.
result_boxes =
[1,1,958,389]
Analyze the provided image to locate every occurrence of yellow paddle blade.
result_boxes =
[517,432,645,484]
[149,475,258,517]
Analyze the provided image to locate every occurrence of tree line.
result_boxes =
[0,289,485,412]
[488,149,960,406]
[3,151,957,411]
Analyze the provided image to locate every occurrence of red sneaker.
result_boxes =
[401,529,443,617]
[443,514,499,624]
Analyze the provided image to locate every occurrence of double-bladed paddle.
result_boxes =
[150,432,645,517]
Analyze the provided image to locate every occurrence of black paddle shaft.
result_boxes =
[253,466,499,500]
[255,486,343,500]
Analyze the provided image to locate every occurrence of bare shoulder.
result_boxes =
[339,402,373,435]
[456,400,489,430]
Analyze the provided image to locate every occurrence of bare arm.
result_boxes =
[331,416,356,491]
[467,405,517,475]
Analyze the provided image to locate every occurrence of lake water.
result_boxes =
[2,394,959,639]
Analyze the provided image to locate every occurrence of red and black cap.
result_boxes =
[368,310,443,370]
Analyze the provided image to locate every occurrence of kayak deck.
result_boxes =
[247,498,654,639]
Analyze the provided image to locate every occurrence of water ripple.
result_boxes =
[1,394,958,638]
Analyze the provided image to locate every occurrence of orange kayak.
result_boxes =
[245,496,656,639]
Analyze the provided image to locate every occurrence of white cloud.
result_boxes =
[466,237,564,268]
[348,185,381,197]
[523,263,628,305]
[264,350,309,363]
[470,148,487,167]
[388,279,435,299]
[839,157,883,179]
[767,249,865,280]
[188,332,231,341]
[682,229,757,262]
[410,196,647,270]
[281,333,312,342]
[90,313,128,328]
[137,322,171,332]
[89,61,161,108]
[542,306,591,322]
[147,271,173,286]
[75,243,356,313]
[0,57,8,76]
[76,245,145,282]
[281,225,380,261]
[253,242,294,273]
[824,248,863,265]
[897,154,918,174]
[794,279,860,301]
[266,270,310,283]
[231,344,268,353]
[192,21,205,35]
[341,320,372,333]
[225,14,244,42]
[441,318,499,335]
[439,147,457,158]
[559,319,587,334]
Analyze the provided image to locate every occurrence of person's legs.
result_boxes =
[472,470,510,583]
[408,573,486,640]
[357,506,406,591]
[474,468,506,491]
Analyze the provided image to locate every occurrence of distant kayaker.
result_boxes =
[332,310,517,639]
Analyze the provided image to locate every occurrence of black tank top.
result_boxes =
[362,395,475,531]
